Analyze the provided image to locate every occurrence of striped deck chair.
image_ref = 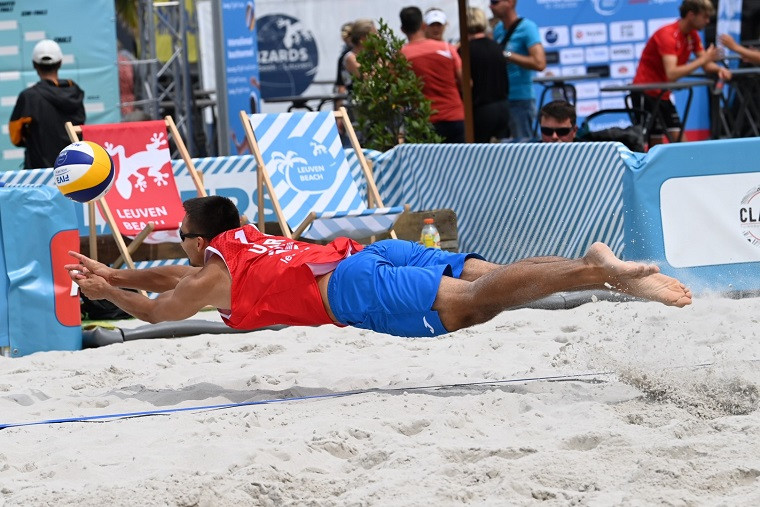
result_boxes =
[65,117,206,269]
[240,107,407,241]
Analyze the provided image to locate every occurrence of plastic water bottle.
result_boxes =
[420,218,440,249]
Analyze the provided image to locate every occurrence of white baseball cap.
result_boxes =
[32,39,63,64]
[424,9,447,26]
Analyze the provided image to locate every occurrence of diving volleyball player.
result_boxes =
[66,196,692,337]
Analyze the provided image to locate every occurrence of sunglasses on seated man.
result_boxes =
[540,126,573,137]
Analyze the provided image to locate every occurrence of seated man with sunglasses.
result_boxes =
[539,100,577,143]
[65,196,692,339]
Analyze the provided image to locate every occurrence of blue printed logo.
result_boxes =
[592,0,623,16]
[545,29,559,45]
[256,14,319,98]
[267,137,339,193]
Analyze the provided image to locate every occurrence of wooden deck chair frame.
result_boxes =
[65,116,206,269]
[240,106,400,240]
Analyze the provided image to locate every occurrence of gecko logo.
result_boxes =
[739,186,760,246]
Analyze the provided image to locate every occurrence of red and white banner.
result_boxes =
[81,121,183,243]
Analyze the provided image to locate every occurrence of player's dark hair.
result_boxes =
[183,195,241,239]
[400,6,423,35]
[539,100,577,126]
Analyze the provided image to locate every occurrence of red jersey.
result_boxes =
[401,39,464,122]
[206,225,362,329]
[633,20,704,99]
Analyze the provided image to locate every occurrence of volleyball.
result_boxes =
[54,141,115,203]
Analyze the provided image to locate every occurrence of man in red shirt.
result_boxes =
[67,196,692,338]
[400,6,465,143]
[632,0,731,145]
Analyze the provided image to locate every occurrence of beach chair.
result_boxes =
[65,117,206,268]
[239,107,407,241]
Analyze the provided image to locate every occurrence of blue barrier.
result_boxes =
[623,138,760,293]
[0,187,81,356]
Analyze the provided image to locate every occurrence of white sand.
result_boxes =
[2,296,760,505]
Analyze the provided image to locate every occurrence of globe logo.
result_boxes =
[256,14,319,98]
[545,29,559,45]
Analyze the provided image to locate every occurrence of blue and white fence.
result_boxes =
[374,142,629,264]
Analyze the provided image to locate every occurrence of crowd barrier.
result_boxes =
[0,186,81,357]
[623,138,760,293]
[373,142,629,263]
[0,143,629,265]
[0,152,369,238]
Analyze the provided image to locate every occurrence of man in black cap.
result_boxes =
[8,39,86,169]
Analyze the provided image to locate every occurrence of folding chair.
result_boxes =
[65,117,206,268]
[239,107,407,241]
[577,108,652,152]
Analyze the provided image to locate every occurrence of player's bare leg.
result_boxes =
[434,242,691,332]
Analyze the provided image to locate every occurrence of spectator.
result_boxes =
[334,21,354,98]
[490,0,546,142]
[719,33,760,65]
[342,20,376,85]
[538,100,576,143]
[632,0,731,145]
[400,6,465,143]
[118,44,136,118]
[460,6,510,143]
[8,39,86,169]
[424,8,447,41]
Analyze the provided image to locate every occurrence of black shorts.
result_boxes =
[631,92,682,135]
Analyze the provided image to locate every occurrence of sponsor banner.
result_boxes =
[0,0,120,170]
[661,173,760,267]
[623,138,760,292]
[219,0,261,155]
[522,0,714,132]
[253,0,494,105]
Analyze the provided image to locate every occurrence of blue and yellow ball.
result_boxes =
[54,141,115,203]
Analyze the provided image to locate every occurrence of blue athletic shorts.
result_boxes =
[327,240,484,337]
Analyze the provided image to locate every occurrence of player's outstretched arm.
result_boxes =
[66,251,199,293]
[67,259,231,324]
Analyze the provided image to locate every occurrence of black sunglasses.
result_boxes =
[540,126,573,137]
[179,229,209,241]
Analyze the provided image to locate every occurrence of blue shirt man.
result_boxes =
[490,0,545,142]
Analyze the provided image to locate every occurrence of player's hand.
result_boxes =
[67,270,112,300]
[65,251,116,286]
[717,66,732,81]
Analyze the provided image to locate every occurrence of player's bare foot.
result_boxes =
[584,242,659,280]
[613,273,693,307]
[584,243,692,307]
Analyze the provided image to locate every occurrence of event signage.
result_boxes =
[217,0,261,155]
[256,13,319,98]
[623,138,760,292]
[0,0,120,171]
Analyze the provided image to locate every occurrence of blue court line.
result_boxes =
[0,371,613,430]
